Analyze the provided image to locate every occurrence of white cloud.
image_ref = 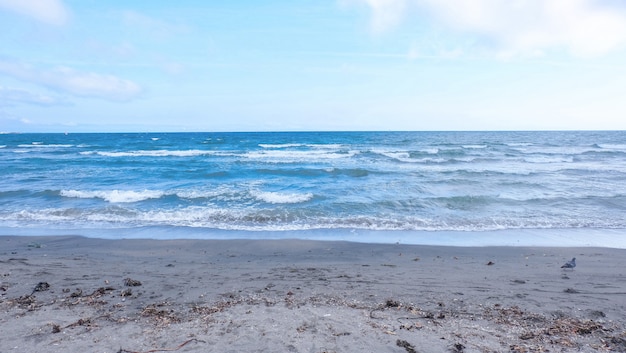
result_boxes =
[0,59,142,101]
[365,0,408,33]
[0,86,65,106]
[355,0,626,57]
[0,0,69,25]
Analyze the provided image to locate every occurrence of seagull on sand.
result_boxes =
[561,257,576,269]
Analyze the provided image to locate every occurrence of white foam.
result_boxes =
[374,148,447,163]
[17,144,74,148]
[84,149,215,157]
[244,150,358,162]
[252,190,313,204]
[306,144,344,149]
[259,143,304,149]
[598,144,626,151]
[60,189,164,203]
[523,155,574,163]
[376,150,412,162]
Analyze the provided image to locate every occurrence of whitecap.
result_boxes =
[251,190,313,204]
[60,189,164,203]
[376,151,411,162]
[598,144,626,151]
[258,143,303,149]
[92,149,214,157]
[244,150,357,162]
[17,144,73,148]
[305,144,344,149]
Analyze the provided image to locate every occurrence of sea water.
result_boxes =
[1,131,625,245]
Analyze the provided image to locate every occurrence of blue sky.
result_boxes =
[1,0,626,132]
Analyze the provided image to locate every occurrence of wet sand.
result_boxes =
[1,235,625,352]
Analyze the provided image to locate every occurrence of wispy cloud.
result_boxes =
[121,10,190,40]
[0,86,66,106]
[0,59,142,101]
[353,0,626,57]
[364,0,408,33]
[0,0,69,25]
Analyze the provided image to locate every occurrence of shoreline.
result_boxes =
[2,227,626,249]
[2,235,625,352]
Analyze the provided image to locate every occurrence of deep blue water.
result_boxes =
[1,131,626,239]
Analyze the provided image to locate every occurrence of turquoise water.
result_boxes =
[1,131,626,241]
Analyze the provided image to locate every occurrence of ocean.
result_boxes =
[1,131,626,245]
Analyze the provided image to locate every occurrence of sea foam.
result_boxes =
[251,190,314,204]
[60,189,164,203]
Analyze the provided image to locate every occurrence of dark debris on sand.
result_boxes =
[3,285,626,353]
[396,339,417,353]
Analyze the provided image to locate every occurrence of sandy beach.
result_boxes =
[1,235,625,353]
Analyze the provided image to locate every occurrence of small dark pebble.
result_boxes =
[385,299,400,308]
[124,278,142,286]
[451,343,465,352]
[396,339,417,353]
[31,282,50,295]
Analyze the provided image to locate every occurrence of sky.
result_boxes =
[1,0,626,132]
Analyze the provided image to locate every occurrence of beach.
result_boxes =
[1,235,625,352]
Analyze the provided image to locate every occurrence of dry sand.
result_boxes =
[1,235,625,353]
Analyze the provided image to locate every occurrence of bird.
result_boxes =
[561,257,576,269]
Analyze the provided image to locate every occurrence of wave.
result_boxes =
[4,205,625,232]
[327,168,370,177]
[243,149,359,162]
[506,142,533,147]
[258,143,304,149]
[512,145,602,155]
[80,149,219,157]
[17,144,74,148]
[78,148,357,161]
[522,156,574,163]
[251,190,314,204]
[259,143,345,149]
[57,187,316,205]
[60,189,164,203]
[596,144,626,151]
[371,149,450,163]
